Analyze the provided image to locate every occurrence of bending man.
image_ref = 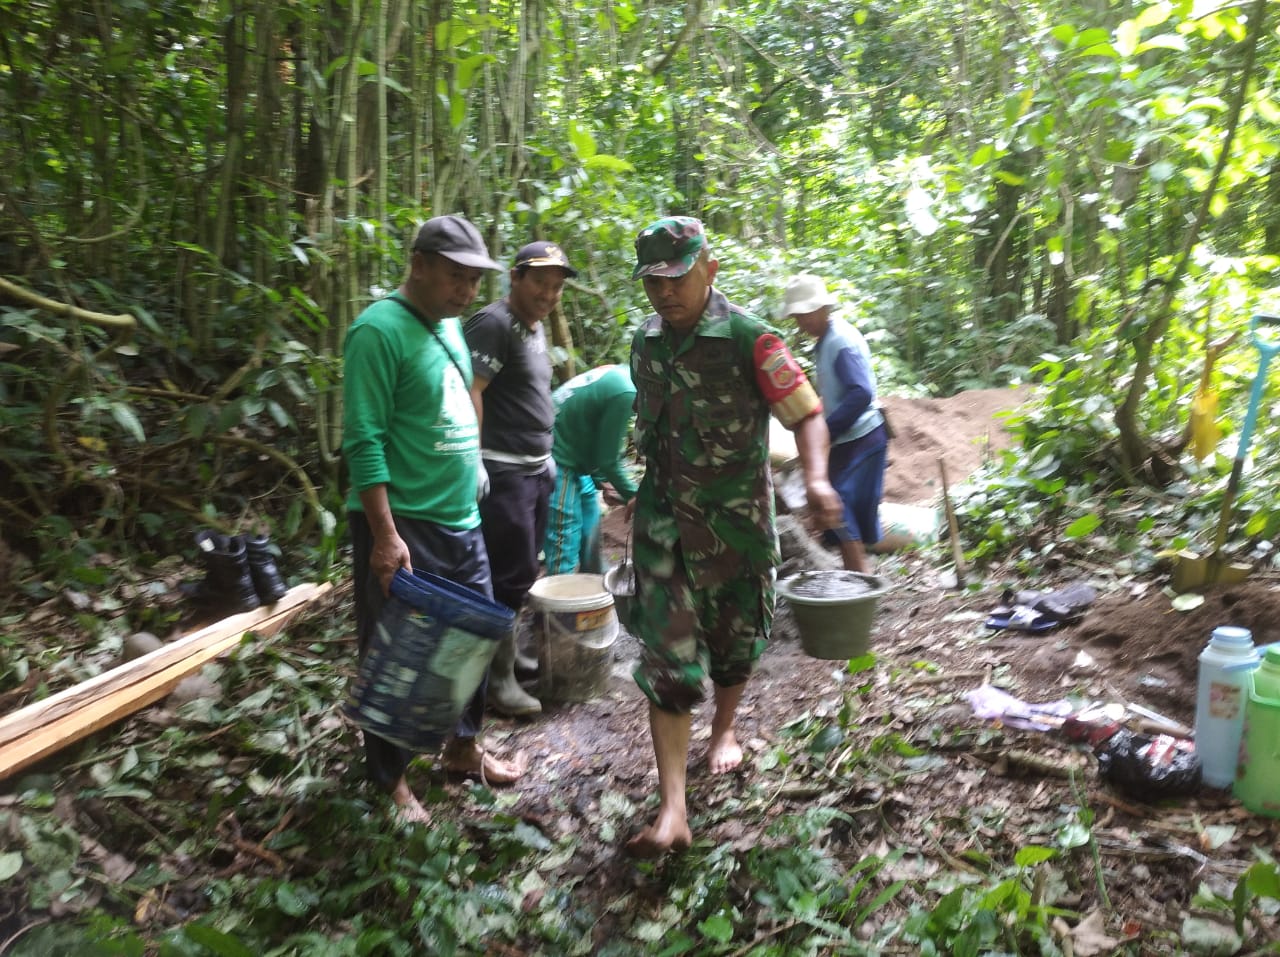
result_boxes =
[543,364,638,575]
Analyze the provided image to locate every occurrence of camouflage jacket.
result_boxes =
[631,289,785,587]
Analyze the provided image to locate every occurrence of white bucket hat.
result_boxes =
[781,274,837,317]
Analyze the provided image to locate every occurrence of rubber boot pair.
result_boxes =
[487,624,541,717]
[185,531,288,614]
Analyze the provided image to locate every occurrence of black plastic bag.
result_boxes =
[1096,729,1202,800]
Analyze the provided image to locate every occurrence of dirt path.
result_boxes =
[490,385,1280,945]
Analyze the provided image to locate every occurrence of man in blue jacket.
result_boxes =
[784,273,888,573]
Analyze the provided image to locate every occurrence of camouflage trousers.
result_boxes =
[630,540,775,713]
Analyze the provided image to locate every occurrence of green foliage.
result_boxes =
[899,846,1074,956]
[951,267,1280,567]
[8,601,1280,954]
[4,0,1279,597]
[1232,860,1280,933]
[4,0,1280,953]
[0,608,986,955]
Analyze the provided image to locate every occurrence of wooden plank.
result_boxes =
[0,582,332,781]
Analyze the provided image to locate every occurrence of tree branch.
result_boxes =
[1115,0,1267,472]
[0,276,136,333]
[647,0,704,76]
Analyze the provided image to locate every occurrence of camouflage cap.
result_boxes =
[632,216,706,280]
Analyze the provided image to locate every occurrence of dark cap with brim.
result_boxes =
[413,215,502,271]
[632,216,706,280]
[514,240,578,278]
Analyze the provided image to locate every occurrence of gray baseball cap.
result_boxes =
[412,215,502,270]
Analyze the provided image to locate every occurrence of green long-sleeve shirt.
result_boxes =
[342,297,481,529]
[550,365,639,502]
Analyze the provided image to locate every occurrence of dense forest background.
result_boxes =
[2,0,1279,587]
[3,2,1280,954]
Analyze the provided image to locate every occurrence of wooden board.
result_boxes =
[0,581,333,781]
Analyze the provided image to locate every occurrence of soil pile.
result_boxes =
[879,387,1029,504]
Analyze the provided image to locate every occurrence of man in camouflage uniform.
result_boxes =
[626,216,842,856]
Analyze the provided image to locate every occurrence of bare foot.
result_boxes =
[442,739,528,785]
[707,729,743,774]
[388,778,431,824]
[625,813,693,859]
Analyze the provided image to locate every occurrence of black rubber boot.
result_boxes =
[184,532,261,615]
[245,535,288,604]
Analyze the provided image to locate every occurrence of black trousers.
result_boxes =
[350,510,492,790]
[478,461,554,612]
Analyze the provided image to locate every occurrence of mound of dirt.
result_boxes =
[766,386,1029,507]
[880,387,1029,504]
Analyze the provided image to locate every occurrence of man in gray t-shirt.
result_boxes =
[465,240,578,716]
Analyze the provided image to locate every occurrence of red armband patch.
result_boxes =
[754,334,820,427]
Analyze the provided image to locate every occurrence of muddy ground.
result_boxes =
[490,386,1280,947]
[7,384,1280,952]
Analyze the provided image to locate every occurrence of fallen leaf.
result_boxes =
[1070,908,1119,957]
[1071,650,1097,671]
[135,889,161,925]
[1181,916,1242,955]
[521,887,546,912]
[1197,824,1236,851]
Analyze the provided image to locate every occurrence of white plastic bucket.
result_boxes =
[528,574,619,703]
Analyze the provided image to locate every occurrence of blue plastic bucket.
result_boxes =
[344,568,514,751]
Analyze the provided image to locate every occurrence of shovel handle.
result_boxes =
[1235,314,1280,460]
[1250,313,1280,355]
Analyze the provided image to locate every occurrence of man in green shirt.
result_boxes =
[343,215,527,823]
[543,364,639,575]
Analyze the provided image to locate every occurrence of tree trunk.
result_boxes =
[1265,158,1280,254]
[1114,0,1267,477]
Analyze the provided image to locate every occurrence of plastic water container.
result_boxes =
[1194,626,1258,788]
[528,574,619,704]
[1234,645,1280,816]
